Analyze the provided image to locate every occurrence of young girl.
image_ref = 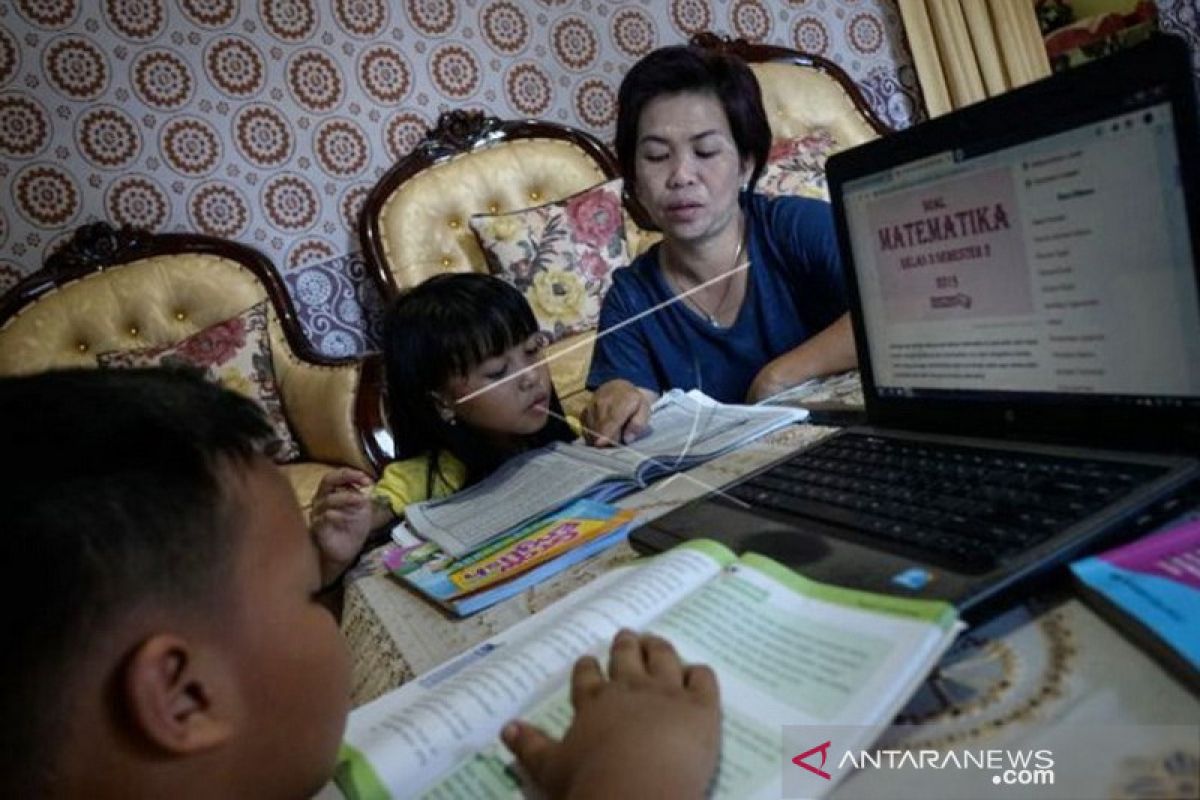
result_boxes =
[311,273,580,584]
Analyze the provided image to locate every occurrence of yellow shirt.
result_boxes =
[372,416,582,518]
[372,450,466,519]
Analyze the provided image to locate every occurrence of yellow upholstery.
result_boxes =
[751,62,881,152]
[369,133,625,408]
[278,462,343,516]
[377,140,611,288]
[543,331,595,419]
[0,254,268,373]
[625,218,662,259]
[0,244,381,509]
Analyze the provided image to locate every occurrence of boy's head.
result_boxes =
[1,368,350,799]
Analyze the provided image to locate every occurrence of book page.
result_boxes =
[556,390,804,482]
[337,543,734,798]
[417,553,959,800]
[404,446,622,556]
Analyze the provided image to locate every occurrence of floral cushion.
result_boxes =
[756,130,838,201]
[95,301,301,463]
[469,178,628,341]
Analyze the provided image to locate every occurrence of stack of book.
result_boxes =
[387,390,807,616]
[1071,517,1200,691]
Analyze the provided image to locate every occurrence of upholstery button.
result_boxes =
[441,257,451,267]
[528,190,541,202]
[175,310,186,321]
[128,325,139,337]
[488,203,499,213]
[448,218,460,229]
[76,342,89,353]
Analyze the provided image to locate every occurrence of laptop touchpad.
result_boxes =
[739,530,831,565]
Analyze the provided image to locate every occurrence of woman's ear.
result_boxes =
[123,634,235,756]
[740,157,755,191]
[628,173,645,206]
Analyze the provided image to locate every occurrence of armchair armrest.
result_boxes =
[273,348,392,476]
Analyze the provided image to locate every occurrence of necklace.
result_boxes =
[662,223,746,328]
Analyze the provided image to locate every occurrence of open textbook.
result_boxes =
[336,540,963,799]
[406,389,806,556]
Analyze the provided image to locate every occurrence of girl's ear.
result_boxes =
[429,391,457,425]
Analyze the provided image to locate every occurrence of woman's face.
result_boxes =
[440,332,553,442]
[633,91,752,247]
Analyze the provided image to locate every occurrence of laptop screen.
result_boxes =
[835,44,1200,417]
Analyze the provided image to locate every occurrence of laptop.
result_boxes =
[631,36,1200,620]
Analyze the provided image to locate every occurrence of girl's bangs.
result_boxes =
[439,299,538,377]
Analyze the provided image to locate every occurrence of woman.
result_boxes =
[583,45,856,445]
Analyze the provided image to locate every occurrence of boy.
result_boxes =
[1,368,719,799]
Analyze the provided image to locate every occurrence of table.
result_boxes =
[339,372,1198,798]
[341,370,865,706]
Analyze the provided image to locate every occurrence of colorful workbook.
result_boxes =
[405,389,806,557]
[336,539,963,799]
[1071,518,1200,690]
[384,499,637,617]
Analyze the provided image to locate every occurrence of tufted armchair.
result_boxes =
[693,33,891,157]
[0,222,390,510]
[360,111,644,419]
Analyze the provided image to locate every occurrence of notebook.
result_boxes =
[631,36,1200,620]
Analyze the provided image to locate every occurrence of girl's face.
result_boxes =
[633,91,752,247]
[439,332,554,443]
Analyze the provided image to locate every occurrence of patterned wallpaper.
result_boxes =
[1157,0,1199,89]
[0,0,924,354]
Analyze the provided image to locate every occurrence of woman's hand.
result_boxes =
[581,380,657,447]
[502,630,721,800]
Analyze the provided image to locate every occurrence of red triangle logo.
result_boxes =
[792,740,833,780]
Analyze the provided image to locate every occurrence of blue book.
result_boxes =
[384,499,636,617]
[1071,519,1200,690]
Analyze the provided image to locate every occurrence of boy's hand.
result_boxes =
[310,468,375,586]
[502,630,721,800]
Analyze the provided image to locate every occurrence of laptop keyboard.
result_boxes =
[726,433,1168,573]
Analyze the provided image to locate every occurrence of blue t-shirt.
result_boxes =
[587,193,848,403]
